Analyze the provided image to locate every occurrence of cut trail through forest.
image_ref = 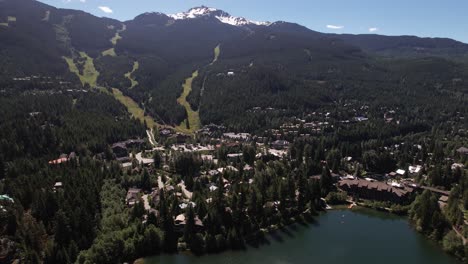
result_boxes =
[176,70,200,134]
[102,24,126,57]
[125,61,139,89]
[63,51,99,87]
[176,44,221,134]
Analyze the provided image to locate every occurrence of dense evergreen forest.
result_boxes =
[0,84,147,262]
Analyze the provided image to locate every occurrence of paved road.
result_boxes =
[419,185,451,196]
[453,226,467,245]
[135,152,154,165]
[146,129,157,148]
[178,181,193,199]
[157,176,164,190]
[142,194,151,211]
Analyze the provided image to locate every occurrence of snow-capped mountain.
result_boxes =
[168,6,271,26]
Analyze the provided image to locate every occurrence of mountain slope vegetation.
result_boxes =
[0,0,467,131]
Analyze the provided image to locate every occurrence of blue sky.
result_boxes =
[39,0,468,43]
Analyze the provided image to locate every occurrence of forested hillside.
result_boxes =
[1,0,467,131]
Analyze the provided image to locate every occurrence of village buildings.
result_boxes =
[338,178,414,204]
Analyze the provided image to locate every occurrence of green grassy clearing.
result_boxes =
[111,33,122,45]
[112,88,156,128]
[176,70,201,134]
[210,44,221,65]
[111,24,126,45]
[125,61,139,88]
[102,48,116,57]
[63,51,99,87]
[101,24,126,56]
[175,45,221,133]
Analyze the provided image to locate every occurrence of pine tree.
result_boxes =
[0,156,5,180]
[158,190,177,252]
[141,169,151,192]
[132,198,146,219]
[297,173,308,212]
[320,166,333,197]
[54,210,71,247]
[205,233,217,253]
[184,204,196,243]
[147,211,158,226]
[243,145,256,165]
[153,151,162,169]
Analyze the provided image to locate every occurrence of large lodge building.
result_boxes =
[338,178,414,204]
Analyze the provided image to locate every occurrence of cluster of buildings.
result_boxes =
[111,139,146,158]
[338,178,414,204]
[48,152,77,165]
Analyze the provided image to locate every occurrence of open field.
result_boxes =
[176,70,201,134]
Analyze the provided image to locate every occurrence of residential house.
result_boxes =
[456,147,468,155]
[408,165,422,175]
[227,153,243,162]
[396,169,406,176]
[223,132,251,141]
[112,143,128,158]
[174,214,204,231]
[451,163,465,170]
[160,129,173,137]
[53,182,63,192]
[126,188,142,206]
[271,140,290,150]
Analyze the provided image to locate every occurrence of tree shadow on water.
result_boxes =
[246,214,321,250]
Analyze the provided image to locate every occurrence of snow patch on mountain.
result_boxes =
[169,6,271,27]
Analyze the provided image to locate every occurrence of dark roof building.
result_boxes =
[338,179,413,204]
[456,147,468,155]
[271,140,290,150]
[112,143,128,158]
[126,188,141,206]
[111,139,145,158]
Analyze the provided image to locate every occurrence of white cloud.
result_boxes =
[369,27,378,32]
[326,24,344,30]
[79,0,86,2]
[98,6,113,14]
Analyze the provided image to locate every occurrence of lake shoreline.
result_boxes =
[134,207,461,264]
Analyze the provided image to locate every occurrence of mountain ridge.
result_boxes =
[126,5,468,59]
[132,5,468,46]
